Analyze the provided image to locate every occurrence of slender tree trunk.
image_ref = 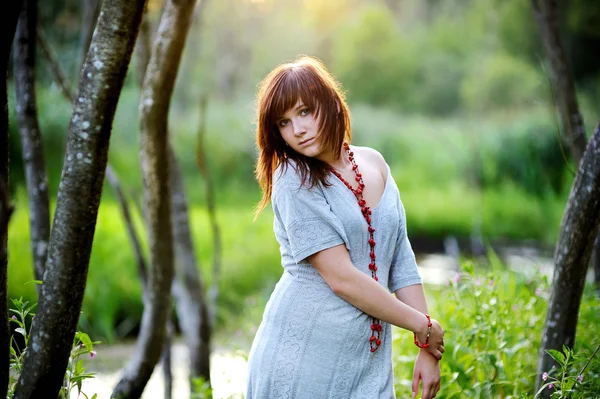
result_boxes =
[195,96,220,325]
[14,0,50,290]
[105,166,148,284]
[162,318,174,399]
[535,123,600,392]
[532,0,587,163]
[135,4,152,87]
[1,2,25,396]
[13,0,147,396]
[112,0,198,396]
[170,146,211,383]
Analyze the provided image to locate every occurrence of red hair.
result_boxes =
[254,56,352,217]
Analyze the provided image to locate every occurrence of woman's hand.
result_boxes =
[415,317,444,360]
[412,349,441,399]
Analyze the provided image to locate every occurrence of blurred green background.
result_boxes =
[6,0,600,345]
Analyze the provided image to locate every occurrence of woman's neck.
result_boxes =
[317,145,353,171]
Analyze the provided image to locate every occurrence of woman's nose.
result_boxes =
[293,120,305,136]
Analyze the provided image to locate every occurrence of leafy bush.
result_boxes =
[392,260,600,398]
[332,5,420,110]
[8,297,100,399]
[475,116,570,196]
[461,53,543,112]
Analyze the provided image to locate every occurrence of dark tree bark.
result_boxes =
[14,0,50,289]
[1,2,25,396]
[535,123,600,392]
[532,0,587,164]
[170,146,211,384]
[112,0,198,397]
[13,0,148,396]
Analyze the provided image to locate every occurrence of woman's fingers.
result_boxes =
[427,347,443,360]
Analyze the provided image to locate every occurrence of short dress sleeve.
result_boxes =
[272,166,350,264]
[388,197,422,293]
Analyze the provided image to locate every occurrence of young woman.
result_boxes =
[247,56,445,399]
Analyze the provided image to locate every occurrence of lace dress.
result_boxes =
[246,162,422,399]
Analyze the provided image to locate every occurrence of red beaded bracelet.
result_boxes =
[413,314,432,349]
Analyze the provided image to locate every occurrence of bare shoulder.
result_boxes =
[351,145,388,177]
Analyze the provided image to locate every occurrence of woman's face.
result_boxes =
[276,100,325,159]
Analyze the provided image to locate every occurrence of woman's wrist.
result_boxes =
[413,313,432,348]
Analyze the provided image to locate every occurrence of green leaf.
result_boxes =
[15,328,26,337]
[75,332,93,351]
[24,280,43,286]
[547,349,566,365]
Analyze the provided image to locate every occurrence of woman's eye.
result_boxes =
[300,108,310,116]
[279,120,289,127]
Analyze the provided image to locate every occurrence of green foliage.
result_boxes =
[8,297,100,399]
[474,116,570,196]
[190,376,213,399]
[332,5,420,110]
[536,344,600,399]
[461,53,543,112]
[497,0,541,63]
[391,262,600,398]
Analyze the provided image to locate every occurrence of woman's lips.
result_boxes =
[299,137,314,146]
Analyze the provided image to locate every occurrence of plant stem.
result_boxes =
[578,343,600,376]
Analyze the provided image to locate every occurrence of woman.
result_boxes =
[247,56,444,399]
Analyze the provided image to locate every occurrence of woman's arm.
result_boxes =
[395,284,442,399]
[308,244,444,360]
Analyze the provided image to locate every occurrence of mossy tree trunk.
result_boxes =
[12,0,147,396]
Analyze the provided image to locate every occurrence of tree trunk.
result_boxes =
[105,166,149,284]
[532,0,587,164]
[14,0,50,290]
[170,146,211,384]
[535,123,600,392]
[195,96,220,325]
[135,4,152,87]
[161,318,174,399]
[111,0,198,397]
[531,4,600,391]
[1,2,25,396]
[13,0,147,396]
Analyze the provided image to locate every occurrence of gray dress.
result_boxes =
[246,161,422,399]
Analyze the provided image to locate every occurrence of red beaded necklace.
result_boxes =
[330,142,383,353]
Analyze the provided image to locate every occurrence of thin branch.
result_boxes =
[539,57,577,177]
[36,27,74,104]
[578,343,600,377]
[196,94,221,323]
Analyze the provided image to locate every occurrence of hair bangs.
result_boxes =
[254,56,353,219]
